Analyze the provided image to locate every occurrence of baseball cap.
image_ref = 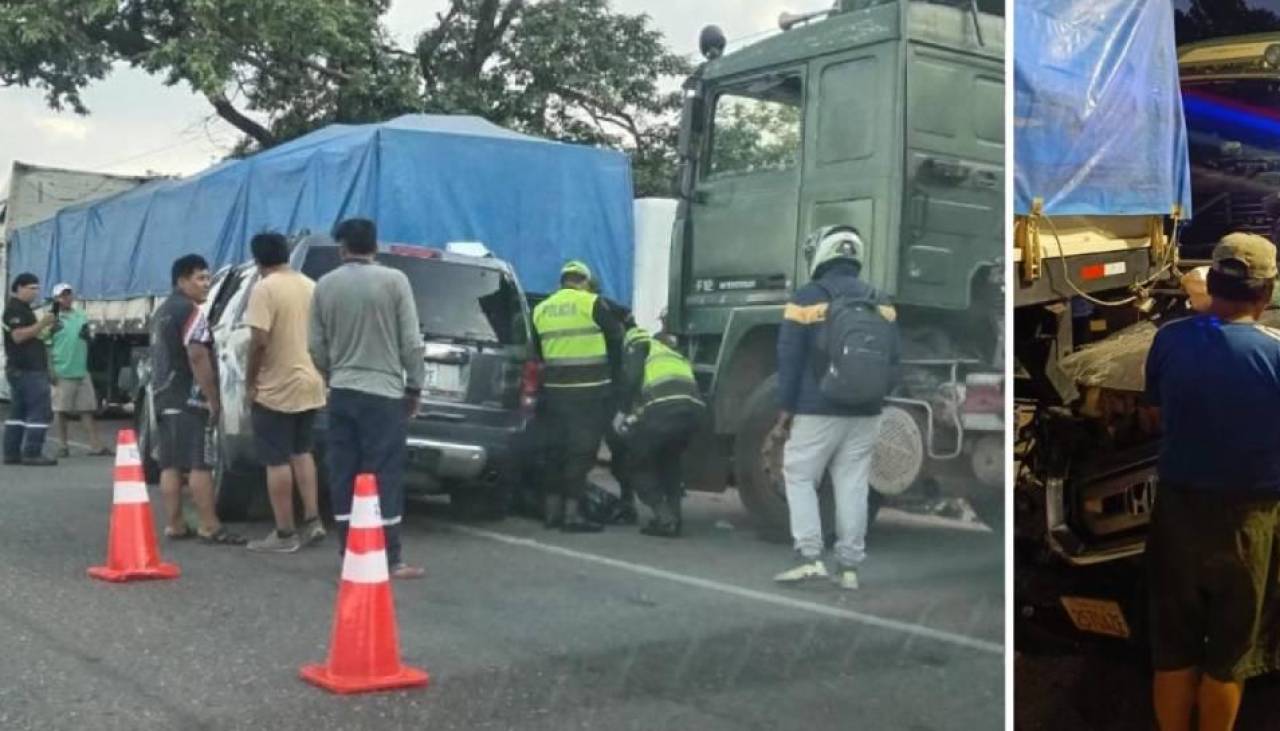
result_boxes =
[9,272,38,293]
[51,283,73,298]
[1212,232,1278,281]
[561,260,593,280]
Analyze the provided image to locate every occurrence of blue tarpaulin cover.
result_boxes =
[1014,0,1192,217]
[8,115,635,301]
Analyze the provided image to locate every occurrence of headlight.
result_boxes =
[1265,43,1280,68]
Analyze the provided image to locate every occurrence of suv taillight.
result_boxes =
[520,360,542,412]
[962,373,1003,415]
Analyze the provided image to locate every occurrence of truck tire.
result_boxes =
[133,393,161,486]
[969,493,1004,536]
[735,375,840,542]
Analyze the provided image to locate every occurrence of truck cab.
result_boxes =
[669,0,1005,537]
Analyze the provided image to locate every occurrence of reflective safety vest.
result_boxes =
[640,337,703,412]
[533,287,610,389]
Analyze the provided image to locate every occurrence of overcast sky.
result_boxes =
[0,0,794,192]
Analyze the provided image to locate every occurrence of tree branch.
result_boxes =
[205,92,275,148]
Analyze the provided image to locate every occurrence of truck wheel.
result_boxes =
[969,493,1005,536]
[735,376,841,542]
[133,393,161,485]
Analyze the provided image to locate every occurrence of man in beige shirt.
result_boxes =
[243,232,327,553]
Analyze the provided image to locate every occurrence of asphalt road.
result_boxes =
[0,418,1003,730]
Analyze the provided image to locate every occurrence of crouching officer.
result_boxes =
[616,325,705,537]
[532,260,624,532]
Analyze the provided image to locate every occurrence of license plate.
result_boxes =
[1060,596,1131,639]
[423,362,464,396]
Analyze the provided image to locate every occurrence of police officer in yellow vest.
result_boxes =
[616,325,705,537]
[532,260,624,532]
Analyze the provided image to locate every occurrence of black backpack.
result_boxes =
[813,282,898,408]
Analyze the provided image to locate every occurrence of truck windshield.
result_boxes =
[706,74,803,178]
[300,247,528,345]
[1181,78,1280,247]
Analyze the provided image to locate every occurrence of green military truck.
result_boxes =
[666,0,1005,537]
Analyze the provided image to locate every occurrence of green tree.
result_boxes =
[1,0,691,195]
[0,0,417,147]
[410,0,691,196]
[708,98,802,177]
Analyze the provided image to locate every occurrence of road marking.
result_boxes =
[451,524,1003,656]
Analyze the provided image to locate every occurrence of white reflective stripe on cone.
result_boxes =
[116,444,140,466]
[341,550,390,584]
[349,495,383,529]
[113,482,149,505]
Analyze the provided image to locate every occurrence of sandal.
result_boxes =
[198,527,247,546]
[165,526,195,541]
[391,563,426,580]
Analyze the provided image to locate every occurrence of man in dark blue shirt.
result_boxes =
[3,272,59,465]
[1144,232,1280,731]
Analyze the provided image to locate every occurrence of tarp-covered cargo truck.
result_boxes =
[1013,0,1198,646]
[2,115,635,499]
[0,163,152,400]
[668,0,1006,539]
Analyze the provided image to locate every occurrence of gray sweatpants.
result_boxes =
[782,414,881,567]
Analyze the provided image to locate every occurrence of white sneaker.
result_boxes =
[833,567,859,591]
[773,559,829,584]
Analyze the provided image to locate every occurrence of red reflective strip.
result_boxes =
[345,525,387,553]
[114,464,145,482]
[1080,264,1105,281]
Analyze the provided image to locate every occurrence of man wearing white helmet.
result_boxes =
[773,225,899,590]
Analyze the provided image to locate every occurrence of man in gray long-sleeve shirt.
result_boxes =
[310,218,426,579]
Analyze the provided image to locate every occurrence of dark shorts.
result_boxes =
[251,404,317,466]
[1147,486,1280,682]
[157,409,211,472]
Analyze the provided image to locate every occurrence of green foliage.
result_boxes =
[707,98,802,178]
[412,0,692,196]
[0,0,691,195]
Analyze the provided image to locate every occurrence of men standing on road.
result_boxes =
[47,284,111,457]
[616,324,704,537]
[773,226,898,591]
[150,255,245,545]
[310,218,426,580]
[531,260,624,532]
[1144,232,1280,731]
[3,273,58,465]
[242,233,327,553]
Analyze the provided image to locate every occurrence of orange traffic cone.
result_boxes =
[88,429,180,582]
[300,474,429,694]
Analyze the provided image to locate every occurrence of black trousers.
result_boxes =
[625,402,701,518]
[541,390,610,502]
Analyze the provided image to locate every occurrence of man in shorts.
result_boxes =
[242,233,327,553]
[1145,232,1280,731]
[149,254,244,546]
[47,284,111,457]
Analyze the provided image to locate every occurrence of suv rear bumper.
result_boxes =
[406,436,488,480]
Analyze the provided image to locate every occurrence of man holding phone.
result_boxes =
[3,273,59,465]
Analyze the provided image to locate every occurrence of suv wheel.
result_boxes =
[133,391,161,485]
[211,424,266,522]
